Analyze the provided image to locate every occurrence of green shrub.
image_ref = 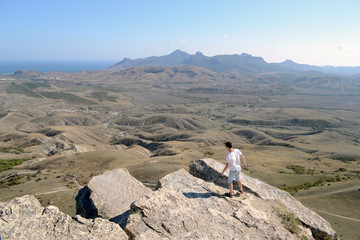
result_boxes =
[205,151,214,156]
[326,178,336,182]
[306,169,315,175]
[286,165,305,174]
[0,159,26,172]
[281,179,325,194]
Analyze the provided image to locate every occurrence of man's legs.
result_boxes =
[237,180,243,193]
[228,182,234,195]
[228,170,235,196]
[235,170,243,193]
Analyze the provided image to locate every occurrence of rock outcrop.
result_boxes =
[72,159,337,239]
[126,168,317,239]
[75,168,152,227]
[189,158,338,240]
[0,195,127,240]
[2,159,338,240]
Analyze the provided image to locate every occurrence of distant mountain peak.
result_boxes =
[169,49,189,56]
[195,51,204,56]
[240,53,252,57]
[282,59,296,64]
[120,57,133,62]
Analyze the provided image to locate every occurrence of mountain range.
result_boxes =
[108,50,360,75]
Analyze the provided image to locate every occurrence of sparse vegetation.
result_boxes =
[275,202,300,234]
[37,91,95,105]
[306,169,315,175]
[0,159,26,172]
[336,168,346,172]
[331,156,358,163]
[281,179,326,194]
[89,91,118,102]
[286,165,305,174]
[204,151,214,156]
[0,175,24,188]
[5,84,42,98]
[22,82,50,89]
[281,175,353,194]
[308,157,321,161]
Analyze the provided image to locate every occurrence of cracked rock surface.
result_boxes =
[126,168,319,239]
[189,158,339,240]
[0,195,127,240]
[75,168,152,227]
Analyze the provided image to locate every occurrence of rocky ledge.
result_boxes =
[189,158,338,239]
[0,195,127,240]
[1,158,338,240]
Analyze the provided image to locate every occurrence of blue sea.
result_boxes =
[0,60,117,74]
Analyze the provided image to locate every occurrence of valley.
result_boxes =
[0,65,359,239]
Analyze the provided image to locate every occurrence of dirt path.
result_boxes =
[19,83,48,99]
[295,185,360,199]
[64,174,83,188]
[309,207,360,222]
[34,188,73,196]
[0,112,12,122]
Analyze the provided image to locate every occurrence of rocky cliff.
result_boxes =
[1,158,338,240]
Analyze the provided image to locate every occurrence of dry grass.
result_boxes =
[0,71,359,239]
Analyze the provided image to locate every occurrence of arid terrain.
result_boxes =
[1,65,359,239]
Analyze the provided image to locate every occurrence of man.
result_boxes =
[221,141,247,198]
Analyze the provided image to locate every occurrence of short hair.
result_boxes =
[225,141,232,148]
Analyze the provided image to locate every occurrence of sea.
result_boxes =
[0,60,117,74]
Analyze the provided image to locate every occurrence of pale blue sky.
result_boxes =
[1,0,359,66]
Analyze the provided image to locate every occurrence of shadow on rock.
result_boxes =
[110,210,130,229]
[183,191,222,199]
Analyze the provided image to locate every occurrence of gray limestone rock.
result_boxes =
[189,158,338,240]
[0,195,127,240]
[126,168,318,240]
[75,168,152,227]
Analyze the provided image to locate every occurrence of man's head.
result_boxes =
[225,141,232,151]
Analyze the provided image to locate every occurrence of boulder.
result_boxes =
[126,168,317,240]
[75,168,152,227]
[189,158,338,240]
[0,195,127,240]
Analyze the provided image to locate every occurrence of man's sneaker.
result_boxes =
[225,192,234,198]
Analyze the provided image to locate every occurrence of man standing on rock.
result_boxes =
[221,141,247,197]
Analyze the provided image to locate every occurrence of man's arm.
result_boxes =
[241,155,247,169]
[221,163,230,175]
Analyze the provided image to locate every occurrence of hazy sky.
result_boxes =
[1,0,360,66]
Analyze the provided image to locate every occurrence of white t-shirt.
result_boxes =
[226,148,242,171]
